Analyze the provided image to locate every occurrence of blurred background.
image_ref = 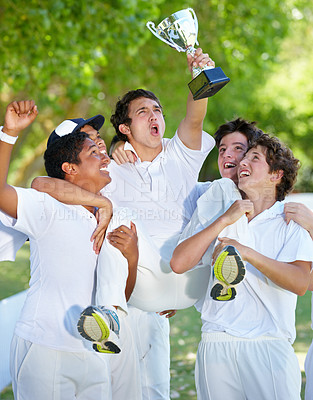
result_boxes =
[1,2,313,398]
[1,0,312,188]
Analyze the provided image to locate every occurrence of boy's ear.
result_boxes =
[62,162,78,176]
[119,124,131,138]
[271,169,284,182]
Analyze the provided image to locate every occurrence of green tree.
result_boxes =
[0,0,312,187]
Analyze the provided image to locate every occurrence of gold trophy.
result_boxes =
[146,8,230,100]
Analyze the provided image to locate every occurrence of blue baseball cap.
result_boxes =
[47,115,105,148]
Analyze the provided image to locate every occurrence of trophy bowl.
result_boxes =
[146,8,230,100]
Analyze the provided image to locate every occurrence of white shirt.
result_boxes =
[198,180,313,343]
[102,131,215,249]
[2,188,99,352]
[0,216,28,261]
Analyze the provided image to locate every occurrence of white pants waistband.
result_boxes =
[201,331,286,343]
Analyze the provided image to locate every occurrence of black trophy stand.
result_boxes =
[188,67,230,100]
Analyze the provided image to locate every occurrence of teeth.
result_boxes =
[240,171,250,177]
[224,162,236,168]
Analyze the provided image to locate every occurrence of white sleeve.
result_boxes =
[11,188,56,239]
[178,178,244,267]
[0,215,28,261]
[196,181,212,199]
[165,131,215,178]
[277,220,313,265]
[196,178,241,227]
[0,188,56,260]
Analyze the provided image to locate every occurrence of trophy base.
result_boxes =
[188,67,230,100]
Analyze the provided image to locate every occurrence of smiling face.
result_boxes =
[72,138,111,192]
[217,131,248,183]
[238,145,275,198]
[81,124,107,153]
[119,97,165,161]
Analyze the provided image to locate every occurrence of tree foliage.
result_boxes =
[0,0,312,189]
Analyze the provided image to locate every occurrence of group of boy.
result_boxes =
[1,45,313,400]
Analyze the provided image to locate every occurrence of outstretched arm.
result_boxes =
[0,100,38,218]
[213,237,311,296]
[171,200,254,273]
[177,48,214,150]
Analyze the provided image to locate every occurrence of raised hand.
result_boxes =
[187,47,215,78]
[3,100,38,136]
[284,202,313,239]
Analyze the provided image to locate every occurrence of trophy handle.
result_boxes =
[146,21,174,47]
[187,8,199,46]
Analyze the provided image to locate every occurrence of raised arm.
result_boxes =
[177,48,214,150]
[0,100,38,218]
[171,200,254,273]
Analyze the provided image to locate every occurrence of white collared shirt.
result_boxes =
[102,131,215,248]
[1,188,99,352]
[197,181,313,343]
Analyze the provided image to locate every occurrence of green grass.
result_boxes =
[0,245,311,399]
[0,242,30,299]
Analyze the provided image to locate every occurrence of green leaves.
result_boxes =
[1,0,312,189]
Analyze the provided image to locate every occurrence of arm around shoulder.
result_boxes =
[32,176,111,209]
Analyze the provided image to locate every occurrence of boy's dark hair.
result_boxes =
[214,118,263,148]
[250,133,300,201]
[110,89,162,142]
[44,132,88,179]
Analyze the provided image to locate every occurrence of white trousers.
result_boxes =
[110,314,142,400]
[195,332,301,400]
[10,334,112,400]
[110,307,170,400]
[128,307,170,400]
[305,339,313,400]
[96,209,211,314]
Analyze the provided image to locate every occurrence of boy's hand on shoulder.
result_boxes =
[111,141,137,165]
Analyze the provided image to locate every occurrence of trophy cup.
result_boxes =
[146,8,230,100]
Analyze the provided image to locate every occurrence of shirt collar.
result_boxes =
[124,140,166,164]
[251,201,284,223]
